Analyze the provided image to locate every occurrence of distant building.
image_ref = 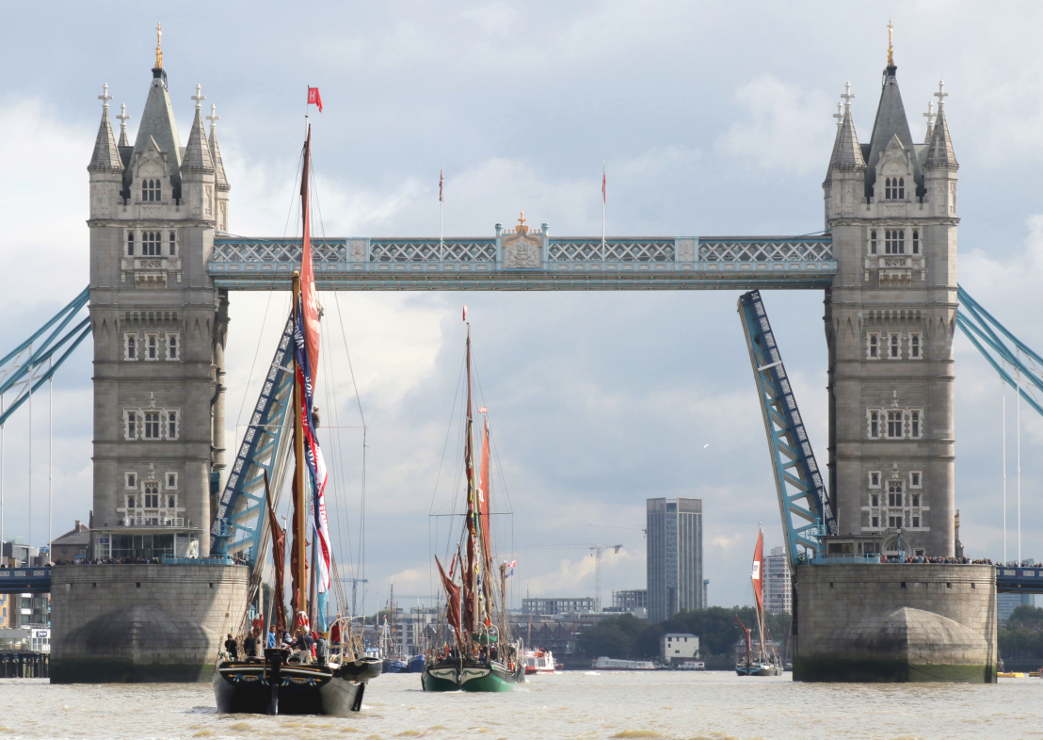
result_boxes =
[646,497,703,623]
[521,597,595,615]
[764,546,792,615]
[1,541,44,568]
[998,593,1034,624]
[661,632,700,663]
[612,589,647,611]
[52,521,90,563]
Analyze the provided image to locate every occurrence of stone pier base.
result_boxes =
[50,563,249,683]
[793,563,997,683]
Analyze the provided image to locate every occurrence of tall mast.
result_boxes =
[291,127,313,620]
[463,314,478,634]
[292,273,307,616]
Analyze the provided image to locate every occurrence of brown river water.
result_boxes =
[0,671,1036,739]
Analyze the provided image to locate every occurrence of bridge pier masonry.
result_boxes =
[791,50,998,681]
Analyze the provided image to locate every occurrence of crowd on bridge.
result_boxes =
[47,553,249,567]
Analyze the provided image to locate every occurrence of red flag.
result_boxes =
[439,169,445,203]
[307,86,324,113]
[601,166,607,204]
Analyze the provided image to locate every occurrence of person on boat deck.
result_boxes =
[224,634,238,661]
[330,618,341,647]
[292,629,310,663]
[316,632,328,663]
[244,630,257,659]
[267,627,277,649]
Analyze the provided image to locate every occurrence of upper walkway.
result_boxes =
[207,233,836,291]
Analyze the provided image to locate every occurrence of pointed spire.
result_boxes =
[923,100,935,142]
[116,102,130,147]
[866,22,916,179]
[207,103,229,190]
[926,81,958,169]
[182,84,214,174]
[131,38,182,196]
[89,83,123,173]
[828,82,865,172]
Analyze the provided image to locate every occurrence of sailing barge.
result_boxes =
[422,315,525,692]
[735,528,782,677]
[213,126,381,714]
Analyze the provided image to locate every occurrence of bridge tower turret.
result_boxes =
[823,42,958,557]
[86,33,228,559]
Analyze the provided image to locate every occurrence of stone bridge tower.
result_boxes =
[86,38,229,559]
[823,46,959,557]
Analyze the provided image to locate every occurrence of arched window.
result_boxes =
[141,178,161,202]
[883,176,905,201]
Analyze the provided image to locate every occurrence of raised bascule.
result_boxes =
[7,28,1035,681]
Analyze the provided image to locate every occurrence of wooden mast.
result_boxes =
[292,272,307,619]
[290,126,313,622]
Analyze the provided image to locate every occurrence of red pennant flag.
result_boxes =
[439,168,445,203]
[601,166,607,204]
[307,86,324,113]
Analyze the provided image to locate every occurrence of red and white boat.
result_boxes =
[524,649,556,675]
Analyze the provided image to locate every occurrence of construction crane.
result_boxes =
[335,577,368,619]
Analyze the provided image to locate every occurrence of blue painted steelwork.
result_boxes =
[210,315,295,564]
[0,288,90,426]
[0,567,51,594]
[957,284,1043,417]
[738,290,837,566]
[207,235,836,291]
[996,566,1043,593]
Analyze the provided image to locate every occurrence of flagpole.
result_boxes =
[601,163,607,262]
[439,168,445,262]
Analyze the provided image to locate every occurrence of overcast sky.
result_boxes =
[1,2,1042,612]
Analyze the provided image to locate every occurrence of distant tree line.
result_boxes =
[1000,606,1043,671]
[575,607,792,669]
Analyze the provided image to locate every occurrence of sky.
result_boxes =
[1,1,1042,612]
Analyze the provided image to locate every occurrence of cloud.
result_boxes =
[717,75,835,175]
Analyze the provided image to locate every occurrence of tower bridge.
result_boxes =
[0,31,1032,682]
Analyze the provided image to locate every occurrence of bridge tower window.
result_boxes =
[887,333,902,359]
[911,228,920,255]
[123,333,137,361]
[884,229,905,255]
[884,176,905,200]
[867,332,881,359]
[886,410,904,438]
[909,333,922,359]
[166,333,179,361]
[126,231,135,256]
[142,178,161,202]
[141,231,162,257]
[868,229,878,255]
[143,411,161,440]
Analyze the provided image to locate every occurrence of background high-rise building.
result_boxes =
[646,498,703,623]
[764,545,792,615]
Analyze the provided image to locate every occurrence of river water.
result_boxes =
[0,671,1035,739]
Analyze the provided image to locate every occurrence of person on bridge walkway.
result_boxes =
[224,634,238,661]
